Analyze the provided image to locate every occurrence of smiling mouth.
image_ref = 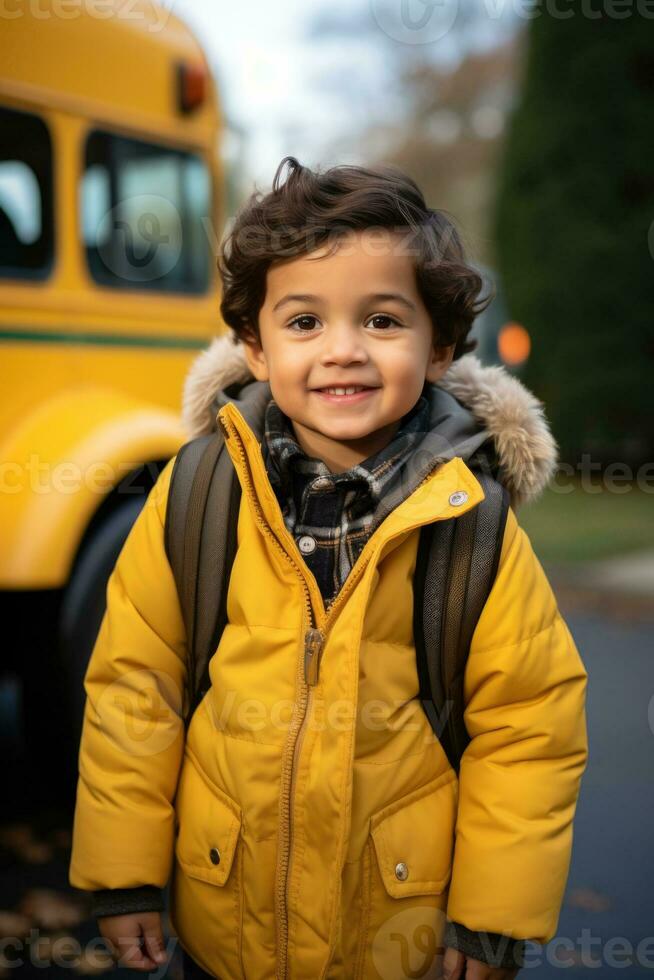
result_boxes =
[312,386,379,394]
[311,386,380,403]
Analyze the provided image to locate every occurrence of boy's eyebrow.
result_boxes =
[272,292,418,313]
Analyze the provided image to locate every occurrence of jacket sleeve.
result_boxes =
[445,505,589,948]
[69,456,187,895]
[443,920,526,969]
[91,886,164,919]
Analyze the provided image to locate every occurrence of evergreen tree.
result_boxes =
[493,9,654,465]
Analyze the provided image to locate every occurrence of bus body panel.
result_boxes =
[1,381,187,587]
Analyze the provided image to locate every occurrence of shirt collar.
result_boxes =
[262,390,433,513]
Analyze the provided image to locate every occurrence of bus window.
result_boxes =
[0,106,54,280]
[80,130,211,294]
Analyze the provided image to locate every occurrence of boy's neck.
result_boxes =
[289,417,403,474]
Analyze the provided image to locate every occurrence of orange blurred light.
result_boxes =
[498,322,531,366]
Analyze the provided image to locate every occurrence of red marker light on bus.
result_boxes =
[177,62,207,113]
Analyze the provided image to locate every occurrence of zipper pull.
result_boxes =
[304,628,324,686]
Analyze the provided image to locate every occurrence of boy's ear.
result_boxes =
[241,331,270,382]
[425,343,455,384]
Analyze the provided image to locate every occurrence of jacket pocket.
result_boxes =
[174,751,242,887]
[370,767,458,898]
[170,751,244,979]
[354,769,458,979]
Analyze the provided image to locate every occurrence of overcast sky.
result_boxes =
[167,0,350,186]
[165,0,517,190]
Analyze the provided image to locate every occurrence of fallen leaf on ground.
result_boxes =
[0,825,33,851]
[0,910,32,939]
[50,828,73,849]
[18,889,86,930]
[567,887,611,912]
[20,841,55,864]
[72,945,115,975]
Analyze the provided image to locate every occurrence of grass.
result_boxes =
[517,476,654,564]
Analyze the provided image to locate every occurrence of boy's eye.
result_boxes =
[287,314,401,332]
[368,314,399,330]
[288,315,318,332]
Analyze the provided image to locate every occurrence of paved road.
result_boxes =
[1,608,652,978]
[540,609,654,978]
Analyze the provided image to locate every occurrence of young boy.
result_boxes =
[69,156,589,980]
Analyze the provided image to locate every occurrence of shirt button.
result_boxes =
[312,476,334,490]
[449,491,469,506]
[297,534,317,555]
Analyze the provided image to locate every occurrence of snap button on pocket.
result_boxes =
[449,490,468,506]
[395,862,409,881]
[209,847,221,865]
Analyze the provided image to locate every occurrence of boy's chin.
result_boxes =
[307,424,391,447]
[299,415,377,434]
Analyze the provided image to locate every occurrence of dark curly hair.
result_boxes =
[218,156,492,359]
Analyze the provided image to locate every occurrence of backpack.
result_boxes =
[164,379,509,775]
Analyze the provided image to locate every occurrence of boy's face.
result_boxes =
[242,230,455,473]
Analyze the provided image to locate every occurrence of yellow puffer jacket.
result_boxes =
[69,341,588,980]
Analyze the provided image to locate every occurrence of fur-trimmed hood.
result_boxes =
[181,331,558,509]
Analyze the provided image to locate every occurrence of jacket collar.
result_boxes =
[262,391,433,520]
[181,331,559,510]
[218,397,487,575]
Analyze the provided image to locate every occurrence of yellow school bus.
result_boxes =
[0,0,224,788]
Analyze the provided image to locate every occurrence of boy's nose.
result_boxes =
[319,324,368,364]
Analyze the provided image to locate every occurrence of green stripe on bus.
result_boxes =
[0,327,211,349]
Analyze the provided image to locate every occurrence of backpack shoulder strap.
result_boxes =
[413,469,510,774]
[164,378,272,729]
[164,430,241,729]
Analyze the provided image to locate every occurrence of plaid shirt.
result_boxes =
[262,392,433,609]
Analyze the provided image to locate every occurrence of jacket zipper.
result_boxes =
[219,412,380,980]
[218,411,465,979]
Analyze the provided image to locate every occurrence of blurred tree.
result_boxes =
[302,4,526,268]
[386,39,523,266]
[493,12,654,464]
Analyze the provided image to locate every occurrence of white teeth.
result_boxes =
[323,386,366,395]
